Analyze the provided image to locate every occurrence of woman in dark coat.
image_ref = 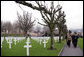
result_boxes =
[67,33,72,47]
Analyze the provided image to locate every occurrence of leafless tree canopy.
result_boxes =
[17,11,35,36]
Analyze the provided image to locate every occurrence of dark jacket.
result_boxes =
[71,35,79,42]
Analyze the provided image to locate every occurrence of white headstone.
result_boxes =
[5,37,9,43]
[1,37,4,48]
[43,40,47,48]
[8,38,12,49]
[24,38,32,56]
[46,38,48,42]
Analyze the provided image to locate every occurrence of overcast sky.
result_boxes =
[1,1,83,30]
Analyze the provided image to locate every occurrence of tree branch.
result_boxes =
[38,22,47,26]
[40,11,50,25]
[54,6,62,14]
[15,1,51,14]
[44,12,51,22]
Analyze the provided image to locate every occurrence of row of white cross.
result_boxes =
[1,37,26,49]
[1,36,63,56]
[1,37,50,48]
[1,37,63,49]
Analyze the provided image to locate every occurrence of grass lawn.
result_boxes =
[78,38,83,51]
[1,37,65,56]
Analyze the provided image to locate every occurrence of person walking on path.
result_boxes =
[72,32,79,48]
[67,30,72,47]
[71,33,75,47]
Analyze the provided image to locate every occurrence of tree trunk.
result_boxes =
[24,30,27,38]
[19,29,20,34]
[63,33,65,40]
[50,29,54,49]
[59,29,61,43]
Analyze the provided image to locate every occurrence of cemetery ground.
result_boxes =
[1,37,83,56]
[1,37,65,56]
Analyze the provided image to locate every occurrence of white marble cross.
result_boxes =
[43,40,47,48]
[14,38,17,45]
[5,37,9,43]
[1,37,4,48]
[24,38,32,56]
[46,38,49,42]
[8,38,12,49]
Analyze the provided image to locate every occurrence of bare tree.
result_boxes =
[17,11,35,38]
[62,25,68,40]
[12,21,22,34]
[15,1,66,49]
[2,21,12,34]
[57,10,66,43]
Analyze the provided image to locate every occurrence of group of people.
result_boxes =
[66,30,79,48]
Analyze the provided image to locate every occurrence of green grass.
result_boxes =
[78,38,83,51]
[1,37,65,56]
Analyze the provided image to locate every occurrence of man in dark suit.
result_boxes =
[74,32,79,47]
[72,32,79,48]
